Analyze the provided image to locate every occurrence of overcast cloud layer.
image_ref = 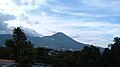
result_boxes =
[0,0,120,47]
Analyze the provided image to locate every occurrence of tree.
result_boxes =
[0,46,9,59]
[103,48,113,67]
[79,45,102,67]
[34,47,51,63]
[111,37,120,66]
[5,27,35,67]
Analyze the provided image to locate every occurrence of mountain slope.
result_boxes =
[0,34,12,46]
[36,32,87,50]
[0,32,88,50]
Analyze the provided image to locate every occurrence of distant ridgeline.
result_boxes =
[0,32,103,51]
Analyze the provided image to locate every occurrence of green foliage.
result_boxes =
[4,27,35,67]
[4,39,15,59]
[79,45,102,67]
[111,37,120,66]
[103,48,114,67]
[34,47,52,63]
[0,46,10,59]
[17,47,34,67]
[49,50,79,67]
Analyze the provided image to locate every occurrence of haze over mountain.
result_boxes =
[0,0,119,47]
[0,32,88,51]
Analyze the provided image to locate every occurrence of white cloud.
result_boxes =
[0,0,23,15]
[0,0,120,48]
[0,13,15,34]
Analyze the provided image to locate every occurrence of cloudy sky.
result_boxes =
[0,0,120,47]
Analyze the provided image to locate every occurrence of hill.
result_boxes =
[0,32,88,50]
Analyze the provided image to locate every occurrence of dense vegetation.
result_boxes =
[0,27,120,67]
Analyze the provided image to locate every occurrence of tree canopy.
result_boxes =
[4,27,34,67]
